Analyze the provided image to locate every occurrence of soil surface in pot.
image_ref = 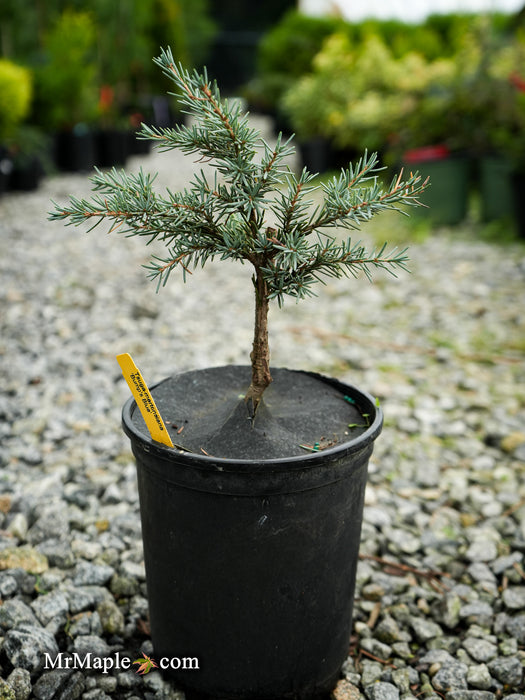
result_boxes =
[129,365,372,460]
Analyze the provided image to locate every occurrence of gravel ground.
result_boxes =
[1,116,525,700]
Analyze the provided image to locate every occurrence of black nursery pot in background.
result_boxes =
[122,366,383,700]
[54,129,96,172]
[96,128,129,168]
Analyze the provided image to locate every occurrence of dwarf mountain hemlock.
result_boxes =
[50,47,429,415]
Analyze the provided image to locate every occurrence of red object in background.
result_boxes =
[99,85,114,112]
[510,72,525,92]
[129,112,144,129]
[404,144,450,163]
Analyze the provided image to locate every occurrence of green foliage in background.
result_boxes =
[249,8,517,120]
[1,0,216,122]
[245,10,347,112]
[0,59,32,141]
[281,31,456,152]
[277,11,525,166]
[33,9,99,130]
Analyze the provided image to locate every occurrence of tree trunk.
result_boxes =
[245,267,272,418]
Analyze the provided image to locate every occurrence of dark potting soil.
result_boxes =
[129,365,371,460]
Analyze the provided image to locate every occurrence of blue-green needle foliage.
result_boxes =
[50,47,428,307]
[50,47,429,407]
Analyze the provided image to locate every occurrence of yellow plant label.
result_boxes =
[116,353,174,448]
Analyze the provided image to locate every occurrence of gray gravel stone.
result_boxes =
[361,660,384,686]
[502,586,525,610]
[445,693,496,700]
[81,690,111,700]
[96,598,125,636]
[68,610,102,637]
[7,513,29,541]
[65,585,112,613]
[55,671,85,700]
[374,616,402,644]
[32,670,74,700]
[30,590,69,633]
[506,614,525,644]
[73,634,112,659]
[458,602,494,628]
[437,592,463,628]
[431,662,468,691]
[110,573,139,598]
[487,656,524,687]
[465,540,498,563]
[36,539,75,569]
[360,637,393,660]
[390,641,413,660]
[73,561,115,586]
[385,528,421,554]
[499,637,518,656]
[0,573,18,598]
[27,508,69,545]
[3,624,59,673]
[0,599,40,629]
[492,552,523,575]
[364,682,400,700]
[116,670,141,689]
[462,638,498,663]
[6,668,32,700]
[410,617,443,642]
[0,679,16,700]
[467,562,497,584]
[391,668,412,694]
[466,664,494,690]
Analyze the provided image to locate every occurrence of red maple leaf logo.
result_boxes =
[132,653,158,675]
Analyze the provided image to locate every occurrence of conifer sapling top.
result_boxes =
[50,47,429,419]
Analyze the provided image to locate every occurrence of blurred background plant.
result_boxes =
[0,0,524,232]
[0,0,218,179]
[33,9,100,133]
[0,58,32,142]
[281,32,458,158]
[243,10,346,119]
[0,57,42,193]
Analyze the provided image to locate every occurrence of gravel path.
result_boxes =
[1,117,525,699]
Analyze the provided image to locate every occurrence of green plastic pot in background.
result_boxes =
[403,145,471,225]
[478,156,515,222]
[512,171,525,238]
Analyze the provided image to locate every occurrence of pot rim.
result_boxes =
[121,366,383,472]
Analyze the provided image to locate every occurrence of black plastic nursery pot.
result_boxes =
[122,366,383,700]
[54,129,97,172]
[96,128,129,167]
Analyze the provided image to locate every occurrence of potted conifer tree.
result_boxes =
[50,49,428,700]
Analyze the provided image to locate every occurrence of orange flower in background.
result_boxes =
[129,111,144,128]
[99,85,114,112]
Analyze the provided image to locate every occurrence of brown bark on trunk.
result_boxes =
[245,267,272,418]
